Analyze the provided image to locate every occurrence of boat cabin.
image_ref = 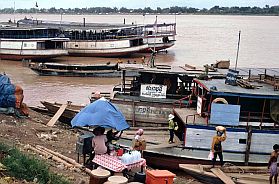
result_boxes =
[192,77,279,127]
[0,27,68,50]
[114,64,210,104]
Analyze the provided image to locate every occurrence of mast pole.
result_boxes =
[153,15,157,53]
[13,1,16,23]
[235,30,241,70]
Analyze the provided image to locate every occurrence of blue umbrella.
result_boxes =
[71,99,130,131]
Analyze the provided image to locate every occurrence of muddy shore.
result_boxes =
[0,110,201,184]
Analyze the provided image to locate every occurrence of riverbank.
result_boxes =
[0,110,202,184]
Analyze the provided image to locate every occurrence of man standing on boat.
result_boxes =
[268,144,279,184]
[168,114,178,144]
[211,126,227,167]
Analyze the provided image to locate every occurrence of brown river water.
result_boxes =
[0,14,279,106]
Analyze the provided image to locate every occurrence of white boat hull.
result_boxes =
[67,40,148,57]
[0,49,68,60]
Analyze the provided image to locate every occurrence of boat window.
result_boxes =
[239,139,247,144]
[75,44,79,47]
[162,36,170,43]
[37,42,45,49]
[55,42,63,49]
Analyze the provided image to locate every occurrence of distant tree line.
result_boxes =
[0,5,279,15]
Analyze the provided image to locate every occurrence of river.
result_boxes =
[0,14,278,106]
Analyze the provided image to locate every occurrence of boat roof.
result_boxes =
[0,38,69,41]
[0,23,60,31]
[40,62,116,67]
[194,78,279,99]
[118,63,223,77]
[218,67,279,77]
[2,19,176,32]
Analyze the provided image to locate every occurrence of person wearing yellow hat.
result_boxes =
[168,114,178,144]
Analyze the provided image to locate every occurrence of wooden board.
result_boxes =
[210,168,235,184]
[46,104,67,126]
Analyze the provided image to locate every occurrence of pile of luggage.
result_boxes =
[0,74,28,117]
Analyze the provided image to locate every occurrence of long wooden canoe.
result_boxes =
[179,164,269,184]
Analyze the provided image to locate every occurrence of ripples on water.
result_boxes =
[0,14,278,106]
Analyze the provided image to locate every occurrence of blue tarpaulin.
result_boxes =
[71,99,130,131]
[0,74,16,108]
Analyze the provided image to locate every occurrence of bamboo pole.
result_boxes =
[35,145,94,176]
[25,145,73,168]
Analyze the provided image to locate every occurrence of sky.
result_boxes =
[1,0,279,9]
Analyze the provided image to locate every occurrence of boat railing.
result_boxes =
[240,111,273,129]
[173,95,192,108]
[185,114,201,125]
[0,35,56,39]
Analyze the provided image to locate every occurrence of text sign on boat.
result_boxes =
[210,103,240,126]
[225,69,239,86]
[140,84,167,98]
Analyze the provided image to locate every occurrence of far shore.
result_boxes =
[0,12,278,17]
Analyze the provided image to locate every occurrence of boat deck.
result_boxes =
[174,108,208,125]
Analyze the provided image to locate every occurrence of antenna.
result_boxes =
[13,1,16,23]
[235,30,241,70]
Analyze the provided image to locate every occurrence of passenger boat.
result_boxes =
[17,18,148,57]
[0,25,69,60]
[64,29,148,57]
[29,62,139,77]
[17,18,175,56]
[116,67,279,169]
[139,23,176,52]
[39,65,279,170]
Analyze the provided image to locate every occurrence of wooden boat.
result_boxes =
[39,63,220,125]
[0,24,68,60]
[29,62,139,77]
[40,66,279,170]
[179,164,269,184]
[40,101,81,123]
[111,63,222,127]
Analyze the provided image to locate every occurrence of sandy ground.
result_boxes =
[0,110,202,184]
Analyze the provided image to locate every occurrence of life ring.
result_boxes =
[212,98,228,104]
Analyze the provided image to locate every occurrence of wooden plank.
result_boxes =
[210,168,235,184]
[244,126,252,165]
[46,104,67,126]
[199,164,204,174]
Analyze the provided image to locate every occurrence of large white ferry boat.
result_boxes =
[0,26,69,60]
[64,27,148,57]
